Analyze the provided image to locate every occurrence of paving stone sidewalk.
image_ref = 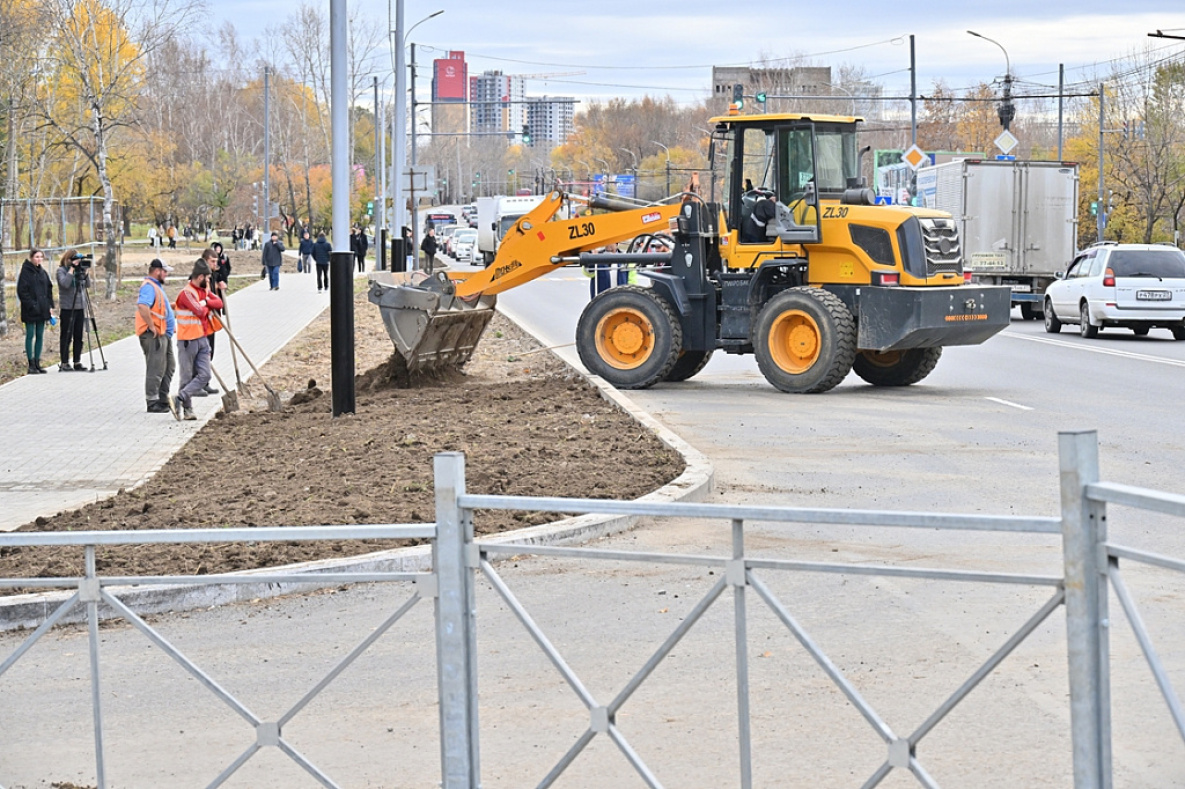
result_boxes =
[0,260,341,532]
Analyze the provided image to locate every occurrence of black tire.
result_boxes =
[753,288,856,393]
[1132,326,1150,337]
[1080,302,1099,338]
[664,350,713,382]
[1020,302,1040,321]
[853,347,943,387]
[1173,325,1185,341]
[576,286,681,389]
[1044,299,1061,333]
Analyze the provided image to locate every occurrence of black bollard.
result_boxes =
[378,228,388,271]
[329,250,355,416]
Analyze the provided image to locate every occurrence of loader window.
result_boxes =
[778,126,816,206]
[741,127,777,194]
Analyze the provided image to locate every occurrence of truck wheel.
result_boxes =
[1079,302,1099,338]
[753,288,856,393]
[1043,299,1061,333]
[577,286,681,389]
[664,350,713,382]
[853,347,942,387]
[1020,302,1040,321]
[1173,325,1185,341]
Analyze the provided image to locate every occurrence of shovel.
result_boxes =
[207,356,239,413]
[217,297,252,398]
[220,322,284,412]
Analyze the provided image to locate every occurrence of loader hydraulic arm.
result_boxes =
[453,190,684,298]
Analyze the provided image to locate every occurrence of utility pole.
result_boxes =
[329,0,354,415]
[1098,83,1105,243]
[374,75,385,270]
[909,34,917,147]
[263,66,270,236]
[392,0,407,268]
[410,43,420,268]
[1058,64,1065,159]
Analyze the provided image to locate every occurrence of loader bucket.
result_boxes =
[367,271,496,373]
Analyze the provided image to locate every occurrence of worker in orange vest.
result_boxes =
[170,259,223,421]
[135,259,175,413]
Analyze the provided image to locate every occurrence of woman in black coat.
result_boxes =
[16,249,55,374]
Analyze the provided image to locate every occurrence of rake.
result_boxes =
[220,323,284,412]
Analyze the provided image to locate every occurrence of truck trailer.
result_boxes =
[916,159,1079,319]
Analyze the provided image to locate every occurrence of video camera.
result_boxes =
[73,253,93,270]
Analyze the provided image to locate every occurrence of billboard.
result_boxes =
[433,52,467,101]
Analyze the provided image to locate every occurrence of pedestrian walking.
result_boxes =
[312,233,332,292]
[16,249,55,374]
[166,225,177,249]
[55,249,89,372]
[147,226,158,248]
[198,248,226,390]
[350,226,369,273]
[262,231,285,290]
[298,230,313,274]
[420,227,437,271]
[136,259,176,413]
[170,260,223,421]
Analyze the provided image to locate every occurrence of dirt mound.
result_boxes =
[1,306,685,588]
[354,352,468,392]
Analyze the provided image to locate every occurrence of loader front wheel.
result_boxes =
[577,286,682,389]
[754,288,856,393]
[853,347,942,387]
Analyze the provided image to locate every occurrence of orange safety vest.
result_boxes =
[135,278,168,337]
[174,283,208,340]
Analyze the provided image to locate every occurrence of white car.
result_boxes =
[451,229,478,263]
[1044,243,1185,339]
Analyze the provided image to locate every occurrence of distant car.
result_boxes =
[452,229,478,263]
[1044,243,1185,339]
[436,224,460,256]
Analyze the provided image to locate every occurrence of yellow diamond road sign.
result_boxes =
[903,145,928,170]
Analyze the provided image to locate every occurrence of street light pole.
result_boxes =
[968,30,1015,132]
[651,141,671,196]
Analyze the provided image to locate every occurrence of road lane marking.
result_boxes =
[1003,332,1185,369]
[985,397,1034,411]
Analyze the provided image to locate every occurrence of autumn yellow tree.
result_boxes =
[38,0,198,297]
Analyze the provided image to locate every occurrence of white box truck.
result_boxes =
[916,160,1079,319]
[476,194,545,266]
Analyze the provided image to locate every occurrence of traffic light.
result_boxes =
[366,200,373,217]
[522,124,531,145]
[732,83,744,111]
[755,91,767,111]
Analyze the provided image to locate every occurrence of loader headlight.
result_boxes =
[895,216,927,278]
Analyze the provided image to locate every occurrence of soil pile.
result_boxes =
[1,303,685,586]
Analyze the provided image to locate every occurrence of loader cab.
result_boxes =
[710,113,864,269]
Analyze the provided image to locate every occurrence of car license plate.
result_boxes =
[1136,290,1172,301]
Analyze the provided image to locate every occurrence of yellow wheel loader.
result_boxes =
[369,112,1012,393]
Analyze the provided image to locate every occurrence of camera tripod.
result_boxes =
[61,265,108,372]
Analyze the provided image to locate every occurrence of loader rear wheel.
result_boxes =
[754,288,856,393]
[664,350,713,382]
[577,286,681,389]
[853,347,943,387]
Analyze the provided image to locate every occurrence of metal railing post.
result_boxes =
[84,545,108,789]
[731,519,753,788]
[434,452,481,788]
[1058,430,1112,788]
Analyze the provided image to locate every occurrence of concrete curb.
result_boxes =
[0,305,713,632]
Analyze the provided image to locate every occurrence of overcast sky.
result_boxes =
[210,0,1185,105]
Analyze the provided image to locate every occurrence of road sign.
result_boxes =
[902,144,928,171]
[994,130,1019,155]
[995,155,1016,161]
[403,165,435,193]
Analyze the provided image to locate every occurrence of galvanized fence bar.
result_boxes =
[1059,430,1113,789]
[433,452,480,789]
[1107,564,1185,743]
[1106,544,1185,575]
[731,520,753,789]
[459,494,1061,534]
[1086,481,1185,518]
[0,594,80,676]
[0,523,433,547]
[481,543,725,568]
[745,558,1061,587]
[84,547,107,789]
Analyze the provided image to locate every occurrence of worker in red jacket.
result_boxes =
[169,259,223,421]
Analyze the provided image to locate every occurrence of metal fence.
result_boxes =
[1,429,1182,788]
[1,197,121,278]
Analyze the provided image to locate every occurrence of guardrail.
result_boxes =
[1,430,1181,788]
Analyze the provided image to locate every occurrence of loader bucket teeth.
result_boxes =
[368,272,496,373]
